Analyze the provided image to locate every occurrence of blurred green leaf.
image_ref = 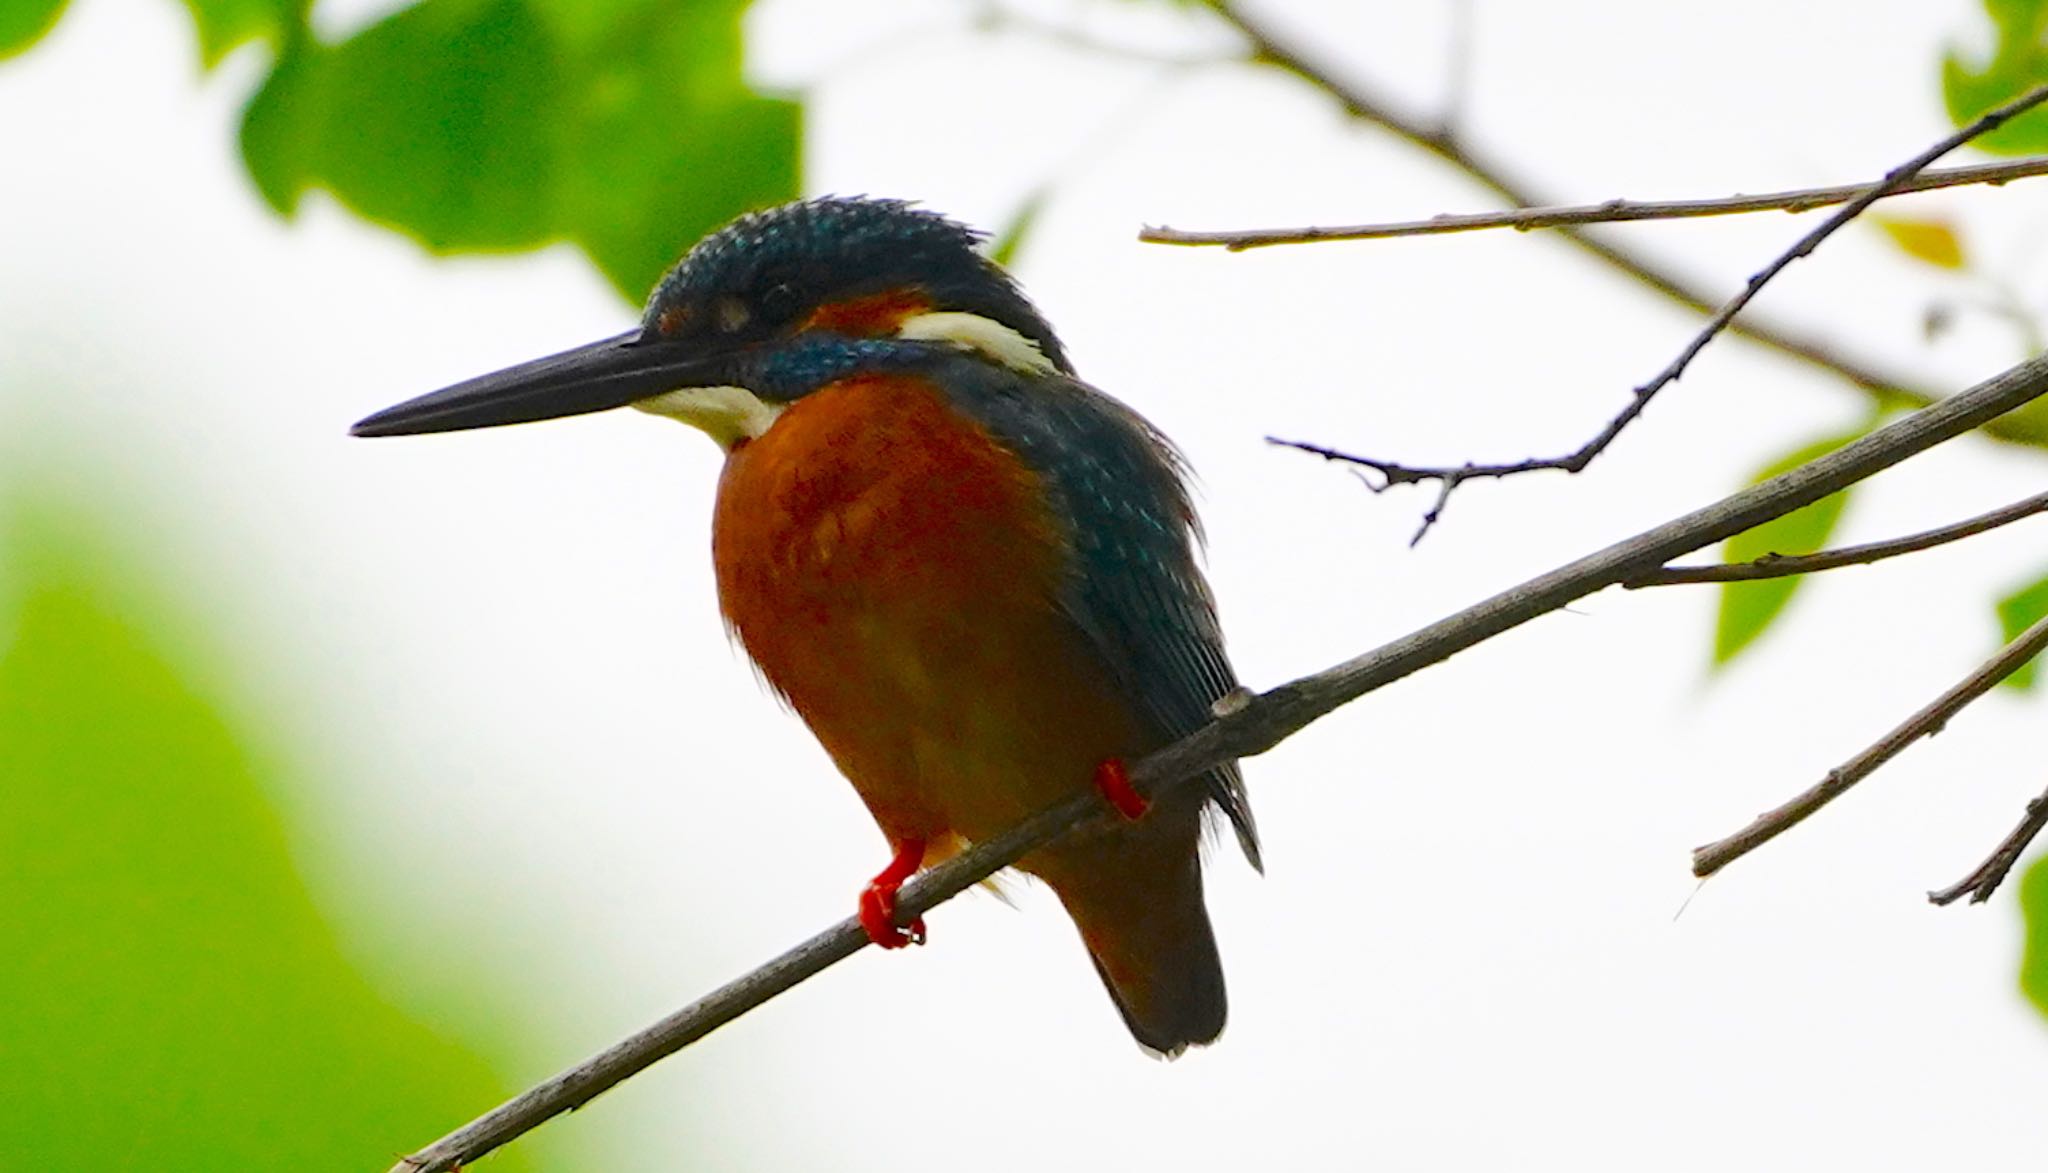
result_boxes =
[180,0,301,68]
[549,0,799,297]
[1995,567,2048,691]
[1945,0,2048,153]
[990,188,1049,269]
[1714,424,1872,665]
[2021,854,2048,1017]
[0,498,539,1171]
[1872,214,1967,270]
[237,0,799,302]
[0,0,66,59]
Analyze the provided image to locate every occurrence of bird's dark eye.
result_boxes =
[759,282,801,323]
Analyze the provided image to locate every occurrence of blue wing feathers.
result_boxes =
[943,356,1262,870]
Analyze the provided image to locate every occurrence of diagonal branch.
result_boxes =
[385,351,2048,1173]
[1928,781,2048,905]
[1693,607,2048,879]
[1141,156,2048,247]
[1259,80,2048,541]
[1623,490,2048,587]
[1194,2,2048,453]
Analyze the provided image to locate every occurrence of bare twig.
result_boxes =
[1928,783,2048,905]
[1693,608,2048,879]
[1142,156,2048,248]
[1197,2,2048,454]
[387,351,2048,1173]
[1624,491,2048,587]
[1264,81,2048,541]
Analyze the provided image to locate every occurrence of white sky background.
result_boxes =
[5,0,2048,1168]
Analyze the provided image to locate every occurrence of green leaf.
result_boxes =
[1713,424,1872,665]
[238,41,318,215]
[1944,0,2048,154]
[1994,567,2048,691]
[0,497,540,1171]
[2020,854,2048,1017]
[1872,215,1967,270]
[315,0,562,250]
[236,0,801,304]
[0,0,67,60]
[990,188,1049,269]
[545,0,799,298]
[179,0,300,69]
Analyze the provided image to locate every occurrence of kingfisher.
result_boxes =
[352,196,1260,1055]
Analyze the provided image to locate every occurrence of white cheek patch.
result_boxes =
[896,311,1056,375]
[633,385,785,451]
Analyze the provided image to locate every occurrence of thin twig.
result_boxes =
[1928,783,2048,905]
[1142,156,2048,248]
[1264,81,2048,541]
[1693,608,2048,879]
[1624,491,2048,587]
[386,351,2048,1173]
[1199,1,2048,456]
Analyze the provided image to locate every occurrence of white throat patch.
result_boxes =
[896,310,1056,374]
[633,385,785,451]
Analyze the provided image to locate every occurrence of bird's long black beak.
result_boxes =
[351,330,724,437]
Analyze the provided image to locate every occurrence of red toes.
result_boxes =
[858,838,928,949]
[1093,757,1148,821]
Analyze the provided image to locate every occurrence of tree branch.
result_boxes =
[1693,608,2048,879]
[1193,2,2048,452]
[385,351,2048,1173]
[1622,490,2048,587]
[1928,781,2048,905]
[1141,156,2048,248]
[1259,80,2048,540]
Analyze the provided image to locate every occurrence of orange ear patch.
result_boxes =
[802,287,933,336]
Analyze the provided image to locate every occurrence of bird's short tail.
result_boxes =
[1046,832,1227,1058]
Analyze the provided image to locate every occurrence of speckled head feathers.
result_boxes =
[639,197,1071,374]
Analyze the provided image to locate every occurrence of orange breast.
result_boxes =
[712,372,1143,848]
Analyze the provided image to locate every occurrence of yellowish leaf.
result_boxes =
[1873,215,1966,270]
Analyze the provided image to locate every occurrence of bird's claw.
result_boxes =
[1093,757,1148,821]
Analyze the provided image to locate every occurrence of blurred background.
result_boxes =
[6,0,2048,1168]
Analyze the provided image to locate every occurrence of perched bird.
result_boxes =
[353,196,1259,1055]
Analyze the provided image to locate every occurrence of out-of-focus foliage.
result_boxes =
[0,0,64,58]
[1872,214,1968,270]
[2020,857,2048,1015]
[1994,569,2048,691]
[1713,423,1874,665]
[1945,0,2048,153]
[0,493,544,1171]
[8,0,799,301]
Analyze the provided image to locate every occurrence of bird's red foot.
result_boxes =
[858,838,927,949]
[1093,757,1148,821]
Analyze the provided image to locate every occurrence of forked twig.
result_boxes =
[1694,610,2048,879]
[1268,82,2048,541]
[1624,491,2048,587]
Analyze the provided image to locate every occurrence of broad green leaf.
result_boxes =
[180,0,300,68]
[2021,854,2048,1017]
[1944,0,2048,154]
[236,0,801,304]
[1713,424,1872,665]
[546,0,799,298]
[238,41,318,214]
[1873,215,1967,270]
[1995,567,2048,690]
[0,498,540,1171]
[0,0,66,59]
[306,0,562,251]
